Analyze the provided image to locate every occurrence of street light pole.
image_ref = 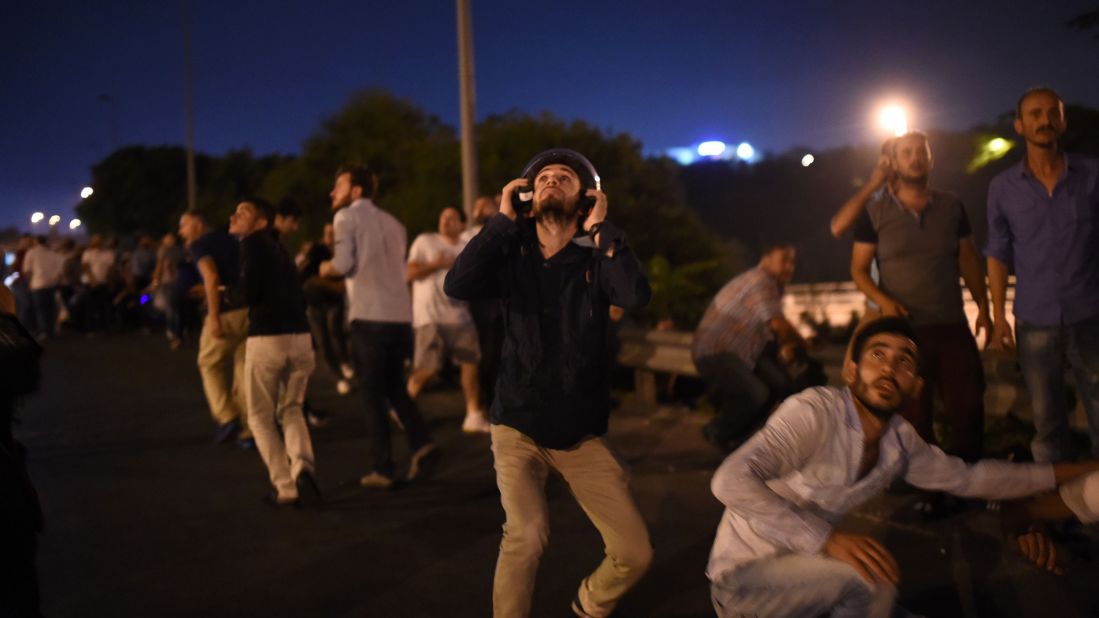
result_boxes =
[456,0,478,221]
[181,0,197,213]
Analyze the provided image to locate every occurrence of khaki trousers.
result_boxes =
[197,308,250,435]
[244,333,316,498]
[490,424,652,618]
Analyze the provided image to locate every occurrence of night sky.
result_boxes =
[3,0,1098,229]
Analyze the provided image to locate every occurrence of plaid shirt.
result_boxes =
[692,266,782,366]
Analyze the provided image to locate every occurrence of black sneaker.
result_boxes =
[296,470,322,507]
[213,420,241,444]
[262,490,299,509]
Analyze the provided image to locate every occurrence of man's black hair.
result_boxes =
[277,198,303,219]
[1016,87,1064,119]
[336,163,375,199]
[444,205,466,223]
[760,242,795,258]
[243,197,275,224]
[850,316,921,364]
[36,235,47,245]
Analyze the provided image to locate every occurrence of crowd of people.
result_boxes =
[3,86,1099,618]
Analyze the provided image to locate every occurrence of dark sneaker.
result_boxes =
[296,470,322,507]
[213,420,241,444]
[407,444,440,482]
[262,490,299,509]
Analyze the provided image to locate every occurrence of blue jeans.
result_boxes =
[1016,317,1099,463]
[710,554,901,618]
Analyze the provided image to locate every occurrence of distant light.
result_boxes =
[140,294,150,305]
[3,274,17,288]
[30,212,44,224]
[801,154,815,167]
[697,141,727,157]
[69,219,82,230]
[48,215,60,226]
[735,142,755,161]
[967,135,1016,173]
[4,252,14,267]
[667,147,697,165]
[987,138,1010,155]
[878,104,908,137]
[80,186,94,199]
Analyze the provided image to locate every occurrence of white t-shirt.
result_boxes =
[23,245,65,290]
[82,248,115,285]
[408,232,470,327]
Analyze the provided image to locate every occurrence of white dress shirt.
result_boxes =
[707,386,1056,582]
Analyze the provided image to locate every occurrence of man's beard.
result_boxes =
[852,375,905,421]
[897,171,928,186]
[533,195,578,226]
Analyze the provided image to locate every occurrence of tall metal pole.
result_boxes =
[182,0,197,212]
[456,0,478,220]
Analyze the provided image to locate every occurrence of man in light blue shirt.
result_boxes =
[985,87,1099,462]
[320,164,438,488]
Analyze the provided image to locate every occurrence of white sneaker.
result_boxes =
[336,379,351,395]
[461,412,491,434]
[340,363,354,380]
[359,471,395,490]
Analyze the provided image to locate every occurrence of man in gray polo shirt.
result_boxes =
[850,131,991,461]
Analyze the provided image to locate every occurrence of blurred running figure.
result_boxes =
[986,87,1099,463]
[446,149,653,618]
[179,209,251,445]
[406,206,489,433]
[320,164,438,489]
[229,198,319,507]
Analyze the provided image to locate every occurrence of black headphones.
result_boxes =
[510,148,601,218]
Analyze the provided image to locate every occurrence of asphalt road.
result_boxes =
[17,334,1099,617]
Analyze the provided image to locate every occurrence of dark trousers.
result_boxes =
[470,299,503,410]
[307,300,349,379]
[86,284,112,332]
[697,347,794,444]
[29,288,56,337]
[349,320,431,477]
[905,324,986,462]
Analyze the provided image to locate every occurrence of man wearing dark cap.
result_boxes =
[446,149,653,618]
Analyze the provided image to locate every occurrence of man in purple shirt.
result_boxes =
[985,87,1099,463]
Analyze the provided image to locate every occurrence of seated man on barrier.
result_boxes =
[692,243,821,452]
[707,317,1099,618]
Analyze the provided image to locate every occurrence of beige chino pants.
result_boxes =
[197,308,250,435]
[490,424,653,618]
[244,333,316,499]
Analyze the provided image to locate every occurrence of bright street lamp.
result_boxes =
[878,104,908,137]
[30,212,44,224]
[69,219,82,230]
[81,186,94,199]
[48,215,61,226]
[735,142,755,161]
[801,154,815,167]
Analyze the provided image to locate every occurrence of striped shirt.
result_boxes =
[692,266,782,366]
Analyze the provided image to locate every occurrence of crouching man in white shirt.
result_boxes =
[706,317,1099,618]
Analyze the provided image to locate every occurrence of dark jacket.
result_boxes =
[234,229,309,337]
[444,214,650,448]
